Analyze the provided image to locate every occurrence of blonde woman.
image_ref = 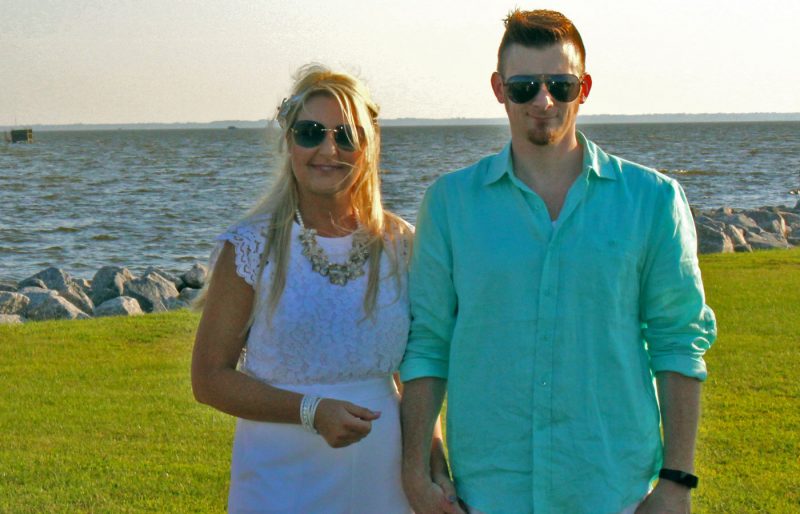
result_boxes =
[191,65,454,513]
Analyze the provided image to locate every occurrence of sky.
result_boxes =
[1,0,798,125]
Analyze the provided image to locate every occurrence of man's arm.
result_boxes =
[636,372,701,514]
[401,377,463,514]
[637,180,716,513]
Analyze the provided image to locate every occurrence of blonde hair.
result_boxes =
[196,64,412,330]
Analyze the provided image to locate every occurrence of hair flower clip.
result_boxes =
[277,94,302,128]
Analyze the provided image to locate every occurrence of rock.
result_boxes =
[165,297,189,311]
[123,273,179,313]
[180,263,208,289]
[178,287,201,304]
[696,222,734,254]
[0,314,25,324]
[0,292,31,315]
[18,277,47,290]
[0,279,18,292]
[91,266,135,306]
[74,277,92,297]
[23,290,90,321]
[93,296,143,317]
[144,267,182,289]
[794,199,800,212]
[743,209,787,236]
[708,211,761,233]
[723,224,752,252]
[780,211,800,232]
[20,267,94,314]
[742,230,791,250]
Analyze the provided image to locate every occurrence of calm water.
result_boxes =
[1,122,798,280]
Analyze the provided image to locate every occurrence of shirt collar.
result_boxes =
[482,130,619,186]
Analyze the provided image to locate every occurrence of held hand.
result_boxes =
[313,398,380,448]
[635,480,691,514]
[403,474,466,514]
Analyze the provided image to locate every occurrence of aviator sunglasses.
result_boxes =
[503,74,583,104]
[290,120,365,152]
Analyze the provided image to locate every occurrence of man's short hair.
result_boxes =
[497,9,586,74]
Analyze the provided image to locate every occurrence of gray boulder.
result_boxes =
[23,290,90,321]
[143,267,182,290]
[0,292,31,315]
[743,230,791,250]
[165,297,189,311]
[18,277,47,290]
[20,267,94,314]
[696,222,734,254]
[94,296,143,318]
[743,209,787,236]
[0,314,25,324]
[91,266,135,306]
[123,273,179,313]
[178,287,201,304]
[724,224,752,252]
[180,263,208,289]
[74,277,92,297]
[780,211,800,234]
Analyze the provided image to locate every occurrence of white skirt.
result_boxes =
[228,376,412,514]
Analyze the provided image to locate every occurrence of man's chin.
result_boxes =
[527,129,555,146]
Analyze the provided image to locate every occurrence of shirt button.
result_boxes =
[541,380,549,387]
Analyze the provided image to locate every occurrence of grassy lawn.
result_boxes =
[1,249,798,512]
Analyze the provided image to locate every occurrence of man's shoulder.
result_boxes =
[598,146,678,191]
[429,150,504,192]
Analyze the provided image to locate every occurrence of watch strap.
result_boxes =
[659,468,699,489]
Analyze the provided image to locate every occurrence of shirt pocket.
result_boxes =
[559,235,642,320]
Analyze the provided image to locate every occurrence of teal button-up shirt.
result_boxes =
[400,132,717,514]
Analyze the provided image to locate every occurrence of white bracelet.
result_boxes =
[300,395,322,434]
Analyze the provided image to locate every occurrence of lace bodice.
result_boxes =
[211,215,410,385]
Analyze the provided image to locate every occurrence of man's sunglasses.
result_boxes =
[503,74,583,104]
[290,120,364,152]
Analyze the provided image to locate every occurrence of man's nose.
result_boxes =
[530,83,555,109]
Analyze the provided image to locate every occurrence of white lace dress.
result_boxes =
[212,214,412,514]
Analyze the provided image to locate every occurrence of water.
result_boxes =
[1,122,798,281]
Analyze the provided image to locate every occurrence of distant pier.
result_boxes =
[4,128,33,143]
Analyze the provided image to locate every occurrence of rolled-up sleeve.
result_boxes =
[640,179,717,381]
[400,180,458,381]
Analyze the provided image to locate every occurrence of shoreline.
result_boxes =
[2,201,799,324]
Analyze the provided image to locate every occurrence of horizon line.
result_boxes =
[4,111,800,130]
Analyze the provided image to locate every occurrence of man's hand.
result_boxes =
[635,480,691,514]
[313,398,380,448]
[403,473,465,514]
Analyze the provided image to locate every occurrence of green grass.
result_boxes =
[1,249,799,512]
[0,311,232,513]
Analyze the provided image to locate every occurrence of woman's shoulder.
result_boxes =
[212,213,272,287]
[218,212,271,241]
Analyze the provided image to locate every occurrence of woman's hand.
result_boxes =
[313,398,381,448]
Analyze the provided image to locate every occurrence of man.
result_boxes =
[400,9,716,514]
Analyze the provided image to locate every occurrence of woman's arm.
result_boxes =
[191,242,378,447]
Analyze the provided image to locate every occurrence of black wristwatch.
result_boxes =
[659,468,699,489]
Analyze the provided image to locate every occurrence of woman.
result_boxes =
[191,65,428,513]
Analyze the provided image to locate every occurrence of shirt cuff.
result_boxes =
[399,357,449,383]
[650,354,708,382]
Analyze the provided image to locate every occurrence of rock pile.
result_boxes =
[693,201,800,254]
[1,201,798,325]
[0,264,207,324]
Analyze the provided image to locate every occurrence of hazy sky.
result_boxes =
[1,0,798,125]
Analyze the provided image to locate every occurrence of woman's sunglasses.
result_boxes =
[290,120,364,152]
[503,74,583,104]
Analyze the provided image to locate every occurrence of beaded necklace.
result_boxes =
[295,208,370,286]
